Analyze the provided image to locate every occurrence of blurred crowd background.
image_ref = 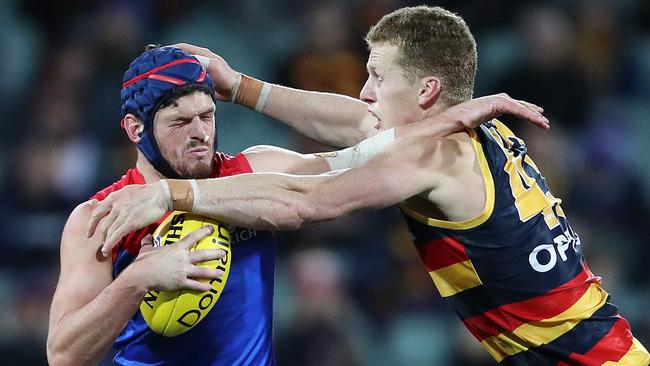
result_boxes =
[0,0,648,365]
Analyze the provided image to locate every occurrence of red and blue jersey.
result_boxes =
[92,152,277,366]
[400,120,649,365]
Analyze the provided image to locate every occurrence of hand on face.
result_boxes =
[86,183,169,257]
[171,43,238,102]
[132,227,226,292]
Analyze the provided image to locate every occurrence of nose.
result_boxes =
[359,78,375,104]
[190,116,209,140]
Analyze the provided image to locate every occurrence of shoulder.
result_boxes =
[92,169,143,202]
[385,131,474,168]
[64,201,95,236]
[214,151,253,176]
[60,201,106,263]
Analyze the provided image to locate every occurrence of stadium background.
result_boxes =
[0,0,648,364]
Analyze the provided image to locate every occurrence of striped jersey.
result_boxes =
[400,120,649,365]
[92,152,277,366]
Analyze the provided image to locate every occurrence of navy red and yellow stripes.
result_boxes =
[557,316,647,366]
[397,120,650,364]
[415,236,482,297]
[462,268,597,341]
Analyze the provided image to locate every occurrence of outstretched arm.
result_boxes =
[89,133,438,256]
[87,93,549,255]
[174,43,548,148]
[174,43,375,147]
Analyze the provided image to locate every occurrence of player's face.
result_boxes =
[359,43,423,130]
[153,91,216,179]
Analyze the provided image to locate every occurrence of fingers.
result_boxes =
[102,218,133,257]
[186,266,224,280]
[189,249,226,264]
[496,96,550,130]
[179,225,215,250]
[182,278,213,292]
[86,200,111,237]
[518,99,544,114]
[138,234,154,253]
[171,43,213,57]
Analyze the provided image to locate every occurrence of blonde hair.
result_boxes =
[366,6,477,105]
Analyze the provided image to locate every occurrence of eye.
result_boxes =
[376,76,383,86]
[201,114,214,123]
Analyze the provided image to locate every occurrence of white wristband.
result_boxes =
[255,82,272,113]
[230,73,242,102]
[189,179,201,213]
[159,180,172,211]
[323,128,396,170]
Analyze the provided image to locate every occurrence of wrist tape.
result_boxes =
[162,179,201,213]
[323,128,396,170]
[232,74,271,112]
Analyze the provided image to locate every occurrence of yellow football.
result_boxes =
[139,211,231,337]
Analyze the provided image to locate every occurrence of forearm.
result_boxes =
[47,269,147,365]
[190,174,323,230]
[262,84,374,147]
[188,167,399,231]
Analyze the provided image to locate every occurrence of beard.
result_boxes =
[174,159,213,179]
[161,140,214,179]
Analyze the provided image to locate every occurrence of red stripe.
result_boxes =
[196,68,207,83]
[148,74,187,86]
[122,58,200,88]
[463,269,594,341]
[416,237,468,271]
[557,316,633,366]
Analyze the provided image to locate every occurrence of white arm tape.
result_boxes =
[159,180,172,211]
[255,82,272,113]
[189,179,201,214]
[324,128,395,170]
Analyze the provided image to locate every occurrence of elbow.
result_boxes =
[47,337,92,366]
[47,344,74,366]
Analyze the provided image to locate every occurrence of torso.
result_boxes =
[400,120,649,365]
[93,152,278,366]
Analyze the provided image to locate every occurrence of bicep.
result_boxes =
[50,203,113,328]
[243,145,331,175]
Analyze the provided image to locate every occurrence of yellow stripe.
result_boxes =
[603,338,650,365]
[429,260,482,297]
[480,283,608,362]
[400,127,495,230]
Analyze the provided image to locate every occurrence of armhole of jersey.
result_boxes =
[399,128,495,230]
[216,152,254,176]
[234,153,253,173]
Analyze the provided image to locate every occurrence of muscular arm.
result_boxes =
[190,135,438,230]
[49,203,222,364]
[47,203,148,366]
[172,43,377,147]
[263,85,377,147]
[89,93,549,254]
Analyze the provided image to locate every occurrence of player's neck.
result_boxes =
[135,154,165,183]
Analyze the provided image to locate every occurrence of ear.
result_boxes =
[417,76,441,109]
[122,114,144,143]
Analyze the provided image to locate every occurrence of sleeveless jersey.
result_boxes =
[92,152,277,366]
[400,120,649,365]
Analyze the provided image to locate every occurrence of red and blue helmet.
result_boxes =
[120,46,215,178]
